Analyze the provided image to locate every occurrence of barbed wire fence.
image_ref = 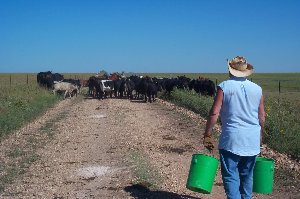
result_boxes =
[1,74,300,93]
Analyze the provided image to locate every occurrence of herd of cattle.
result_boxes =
[37,71,216,102]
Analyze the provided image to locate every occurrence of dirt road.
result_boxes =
[0,97,298,198]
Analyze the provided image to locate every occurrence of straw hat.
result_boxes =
[228,56,254,77]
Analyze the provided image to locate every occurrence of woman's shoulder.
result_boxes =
[246,79,262,89]
[219,79,235,86]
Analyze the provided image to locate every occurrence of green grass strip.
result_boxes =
[0,85,59,139]
[159,89,300,160]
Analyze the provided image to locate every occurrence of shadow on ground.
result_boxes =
[130,99,147,103]
[124,184,201,199]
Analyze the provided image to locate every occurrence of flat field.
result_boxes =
[1,72,300,95]
[142,72,300,91]
[141,72,300,104]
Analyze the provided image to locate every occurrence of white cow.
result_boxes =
[53,82,78,99]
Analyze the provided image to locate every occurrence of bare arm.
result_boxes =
[204,87,223,137]
[258,95,266,146]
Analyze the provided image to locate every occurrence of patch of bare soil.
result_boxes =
[0,96,299,199]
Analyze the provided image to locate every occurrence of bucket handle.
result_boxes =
[206,148,216,158]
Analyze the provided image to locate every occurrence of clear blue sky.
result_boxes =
[1,0,300,73]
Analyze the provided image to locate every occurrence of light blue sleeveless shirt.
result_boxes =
[218,77,262,156]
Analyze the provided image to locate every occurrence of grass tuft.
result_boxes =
[128,149,162,190]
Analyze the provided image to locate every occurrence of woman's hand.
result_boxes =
[203,134,214,151]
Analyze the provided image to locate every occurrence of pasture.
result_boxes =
[143,72,300,92]
[2,72,300,93]
[144,72,300,106]
[0,73,59,139]
[1,72,300,159]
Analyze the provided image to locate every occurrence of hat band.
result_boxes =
[230,63,248,71]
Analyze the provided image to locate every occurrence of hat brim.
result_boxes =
[228,66,253,77]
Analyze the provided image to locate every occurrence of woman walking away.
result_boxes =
[203,56,266,199]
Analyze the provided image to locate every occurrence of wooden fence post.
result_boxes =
[10,74,12,87]
[279,80,281,93]
[27,74,29,84]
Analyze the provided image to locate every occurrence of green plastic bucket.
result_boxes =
[186,154,219,194]
[253,157,275,194]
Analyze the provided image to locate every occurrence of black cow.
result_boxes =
[37,71,64,89]
[203,79,216,96]
[53,73,64,82]
[87,76,104,99]
[146,79,158,103]
[177,76,191,90]
[164,78,179,93]
[189,78,216,97]
[128,75,141,98]
[113,79,122,98]
[125,78,135,100]
[136,77,149,102]
[134,76,158,103]
[113,78,127,98]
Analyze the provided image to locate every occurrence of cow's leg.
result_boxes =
[93,87,96,98]
[64,90,68,99]
[67,90,72,98]
[68,90,72,98]
[99,91,104,100]
[148,93,152,103]
[88,87,92,96]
